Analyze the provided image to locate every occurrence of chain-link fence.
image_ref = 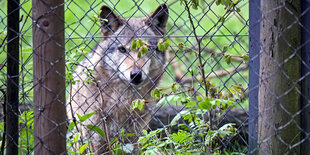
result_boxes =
[1,0,309,154]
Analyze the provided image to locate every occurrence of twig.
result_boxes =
[179,63,248,84]
[66,63,82,133]
[208,63,248,78]
[66,74,85,151]
[184,1,211,129]
[168,47,246,82]
[68,82,80,133]
[207,50,245,62]
[0,36,7,50]
[170,46,245,62]
[92,75,112,155]
[183,0,241,130]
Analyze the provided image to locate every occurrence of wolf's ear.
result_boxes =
[145,4,169,35]
[99,6,123,35]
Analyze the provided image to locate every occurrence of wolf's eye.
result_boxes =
[118,46,127,53]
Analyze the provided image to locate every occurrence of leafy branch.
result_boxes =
[181,0,241,129]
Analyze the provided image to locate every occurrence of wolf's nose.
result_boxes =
[130,70,142,85]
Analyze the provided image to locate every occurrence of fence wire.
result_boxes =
[3,0,309,154]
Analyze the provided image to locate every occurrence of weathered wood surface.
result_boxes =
[32,0,66,154]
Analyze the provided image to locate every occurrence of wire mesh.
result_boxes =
[5,0,304,154]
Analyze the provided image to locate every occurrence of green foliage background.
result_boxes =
[0,0,249,154]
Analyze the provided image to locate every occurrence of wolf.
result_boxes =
[68,4,169,154]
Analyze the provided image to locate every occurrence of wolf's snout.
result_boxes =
[130,70,142,85]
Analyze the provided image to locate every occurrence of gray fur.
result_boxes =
[68,4,168,154]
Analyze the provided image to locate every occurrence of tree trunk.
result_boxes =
[32,0,66,154]
[258,0,301,154]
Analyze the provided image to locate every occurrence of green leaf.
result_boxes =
[192,0,199,10]
[87,124,106,138]
[157,95,181,106]
[66,74,73,80]
[157,43,165,51]
[124,133,136,137]
[164,38,171,48]
[224,0,232,6]
[170,110,190,125]
[157,38,171,51]
[218,123,236,136]
[196,96,202,101]
[110,137,119,145]
[236,7,241,12]
[131,40,137,51]
[131,99,145,111]
[185,101,196,108]
[138,136,148,146]
[85,77,92,84]
[138,100,145,111]
[223,46,228,51]
[77,112,96,122]
[242,54,249,62]
[181,97,191,104]
[73,133,80,143]
[213,99,222,107]
[136,39,144,48]
[131,99,139,111]
[198,98,212,110]
[169,130,192,143]
[151,88,161,98]
[165,38,171,45]
[171,113,182,126]
[226,99,234,106]
[224,55,232,65]
[171,83,179,92]
[143,40,149,45]
[79,144,87,154]
[142,130,148,135]
[137,51,142,59]
[68,122,75,131]
[69,151,78,154]
[141,45,149,54]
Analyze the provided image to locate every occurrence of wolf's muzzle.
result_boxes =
[130,70,142,85]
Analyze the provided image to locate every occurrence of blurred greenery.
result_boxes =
[0,0,249,101]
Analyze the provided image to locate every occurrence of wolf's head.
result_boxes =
[96,4,169,86]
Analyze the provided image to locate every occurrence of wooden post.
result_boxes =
[258,0,301,154]
[32,0,66,154]
[6,0,20,154]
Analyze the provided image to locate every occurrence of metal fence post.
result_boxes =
[249,0,260,154]
[301,0,310,154]
[6,0,20,155]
